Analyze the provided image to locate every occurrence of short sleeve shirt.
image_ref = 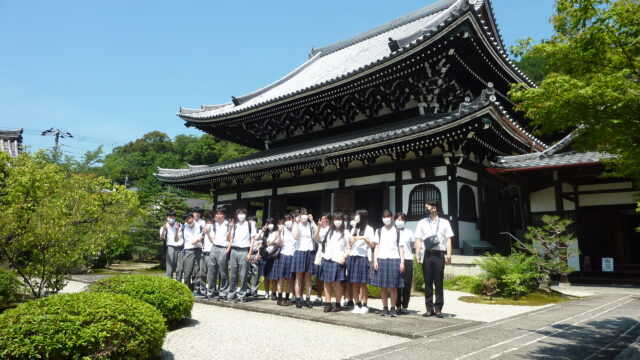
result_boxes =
[349,225,374,257]
[373,226,402,260]
[414,217,454,251]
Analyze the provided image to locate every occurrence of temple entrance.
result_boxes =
[354,187,385,229]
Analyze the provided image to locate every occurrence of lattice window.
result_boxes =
[459,185,478,221]
[407,184,441,221]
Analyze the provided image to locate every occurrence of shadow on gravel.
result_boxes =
[169,318,200,331]
[520,316,640,359]
[161,350,174,360]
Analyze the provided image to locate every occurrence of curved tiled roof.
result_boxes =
[177,0,534,122]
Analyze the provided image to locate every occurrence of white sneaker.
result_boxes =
[340,298,347,307]
[358,306,369,315]
[350,306,361,314]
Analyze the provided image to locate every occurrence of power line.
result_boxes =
[41,128,73,152]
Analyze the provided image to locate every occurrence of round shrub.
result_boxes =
[0,269,22,308]
[88,274,193,325]
[0,292,166,359]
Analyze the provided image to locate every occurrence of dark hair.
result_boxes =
[299,208,308,215]
[425,200,440,208]
[183,213,193,220]
[320,212,331,221]
[330,212,345,239]
[192,207,204,214]
[355,209,369,236]
[395,212,407,221]
[236,208,247,215]
[262,217,276,238]
[248,215,257,222]
[283,214,293,221]
[382,209,393,218]
[214,208,226,215]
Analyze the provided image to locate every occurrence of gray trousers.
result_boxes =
[248,256,261,295]
[166,246,184,280]
[198,252,211,295]
[183,248,202,291]
[209,246,229,297]
[227,247,249,300]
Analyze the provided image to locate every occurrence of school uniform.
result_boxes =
[181,223,204,292]
[318,229,350,283]
[273,227,296,280]
[198,223,215,296]
[208,221,230,298]
[247,227,263,295]
[161,222,184,280]
[347,225,374,284]
[415,216,454,312]
[227,220,257,301]
[291,222,315,273]
[396,228,415,309]
[370,226,404,288]
[314,226,330,275]
[262,231,279,281]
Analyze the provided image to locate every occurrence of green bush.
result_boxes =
[475,251,541,299]
[366,284,381,299]
[444,275,483,294]
[0,269,22,308]
[88,274,193,326]
[412,257,424,291]
[0,292,166,359]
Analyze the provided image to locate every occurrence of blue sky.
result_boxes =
[0,0,555,158]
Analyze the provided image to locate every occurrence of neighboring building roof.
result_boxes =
[178,0,534,122]
[491,151,613,171]
[0,129,23,158]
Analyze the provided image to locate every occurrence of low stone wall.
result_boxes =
[444,255,483,278]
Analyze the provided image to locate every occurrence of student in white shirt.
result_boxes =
[312,212,332,304]
[292,208,316,309]
[192,208,207,296]
[371,210,405,317]
[348,209,375,315]
[394,212,415,314]
[415,200,454,318]
[205,208,230,300]
[275,214,297,306]
[318,212,350,313]
[181,213,204,295]
[247,216,262,297]
[160,211,182,280]
[258,217,279,300]
[225,208,257,303]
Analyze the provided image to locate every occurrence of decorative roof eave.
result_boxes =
[487,161,603,174]
[177,0,534,124]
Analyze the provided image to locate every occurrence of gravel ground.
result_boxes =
[161,303,408,360]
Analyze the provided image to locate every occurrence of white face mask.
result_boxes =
[187,222,195,228]
[300,215,309,222]
[285,220,293,228]
[349,220,356,228]
[333,220,343,228]
[250,221,256,226]
[382,218,392,226]
[395,220,405,229]
[237,214,246,222]
[354,215,361,223]
[267,224,274,231]
[167,218,176,224]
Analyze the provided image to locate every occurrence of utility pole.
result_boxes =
[41,128,73,152]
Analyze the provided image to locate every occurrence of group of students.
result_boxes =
[159,200,453,318]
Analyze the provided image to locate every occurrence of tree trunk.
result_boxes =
[538,273,552,292]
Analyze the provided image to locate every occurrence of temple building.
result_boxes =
[0,129,23,158]
[156,0,638,281]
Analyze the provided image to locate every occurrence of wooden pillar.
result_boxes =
[395,170,403,214]
[554,170,564,213]
[211,186,218,211]
[447,165,460,249]
[382,182,389,211]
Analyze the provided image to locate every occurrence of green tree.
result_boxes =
[520,215,580,291]
[0,152,141,298]
[510,0,640,183]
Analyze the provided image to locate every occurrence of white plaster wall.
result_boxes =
[345,173,395,187]
[241,189,272,199]
[457,167,478,182]
[278,181,339,195]
[579,182,632,192]
[579,192,637,206]
[218,193,236,202]
[529,186,556,212]
[402,181,449,215]
[434,166,447,176]
[402,171,411,180]
[458,221,481,248]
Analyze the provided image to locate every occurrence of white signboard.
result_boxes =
[602,258,614,272]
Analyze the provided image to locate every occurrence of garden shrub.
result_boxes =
[446,275,483,294]
[0,269,22,308]
[366,284,381,299]
[475,251,541,299]
[412,257,424,291]
[0,292,166,359]
[88,274,193,326]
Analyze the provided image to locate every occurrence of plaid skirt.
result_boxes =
[370,258,404,288]
[346,255,370,284]
[263,258,278,280]
[310,250,320,276]
[272,254,294,280]
[291,250,314,273]
[318,259,347,283]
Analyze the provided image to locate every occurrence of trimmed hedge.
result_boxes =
[88,274,193,325]
[0,292,166,359]
[0,269,22,308]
